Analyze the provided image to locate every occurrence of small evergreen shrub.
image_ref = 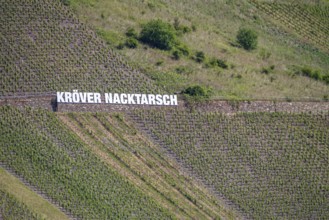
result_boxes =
[140,19,177,50]
[237,28,258,50]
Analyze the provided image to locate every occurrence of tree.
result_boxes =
[237,28,258,50]
[140,19,177,50]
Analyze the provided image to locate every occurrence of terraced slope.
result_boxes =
[131,109,329,219]
[0,106,172,219]
[250,0,329,52]
[0,106,236,219]
[0,168,69,220]
[0,0,162,96]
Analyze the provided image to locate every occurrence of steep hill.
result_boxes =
[1,0,329,219]
[131,109,329,219]
[0,106,235,219]
[69,0,329,100]
[1,0,162,96]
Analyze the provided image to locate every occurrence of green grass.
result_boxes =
[132,109,329,219]
[68,0,329,100]
[0,168,69,220]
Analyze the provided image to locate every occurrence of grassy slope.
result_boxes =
[70,0,329,100]
[0,168,69,220]
[132,109,329,219]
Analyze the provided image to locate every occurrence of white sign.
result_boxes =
[57,91,178,106]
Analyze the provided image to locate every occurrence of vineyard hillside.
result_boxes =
[0,106,235,219]
[1,0,162,96]
[131,109,329,219]
[1,0,329,220]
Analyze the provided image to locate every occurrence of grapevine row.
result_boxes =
[0,0,163,96]
[132,109,329,219]
[0,106,172,219]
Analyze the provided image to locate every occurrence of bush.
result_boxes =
[237,28,258,50]
[194,51,205,63]
[126,28,138,39]
[176,44,190,56]
[116,42,125,50]
[183,85,212,100]
[323,75,329,84]
[300,67,313,77]
[172,50,182,60]
[140,19,177,50]
[125,38,138,48]
[297,67,324,81]
[209,58,228,69]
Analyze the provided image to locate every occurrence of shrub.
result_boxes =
[172,50,182,60]
[237,28,258,50]
[261,65,274,74]
[323,75,329,84]
[311,70,321,80]
[175,66,188,74]
[116,42,125,50]
[176,44,190,56]
[126,27,138,39]
[191,24,197,32]
[125,38,138,48]
[183,85,212,99]
[297,67,325,82]
[209,58,228,69]
[194,51,205,63]
[140,19,177,50]
[300,67,313,77]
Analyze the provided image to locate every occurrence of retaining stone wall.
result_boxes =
[1,96,329,113]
